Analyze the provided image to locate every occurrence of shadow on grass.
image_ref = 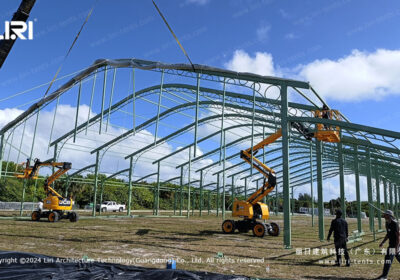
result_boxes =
[135,229,150,235]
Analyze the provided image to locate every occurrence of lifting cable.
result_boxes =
[152,0,196,72]
[43,0,99,97]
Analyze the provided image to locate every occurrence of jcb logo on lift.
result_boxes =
[0,21,34,40]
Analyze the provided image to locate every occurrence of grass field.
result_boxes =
[0,210,398,279]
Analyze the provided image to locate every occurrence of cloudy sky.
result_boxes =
[1,0,399,202]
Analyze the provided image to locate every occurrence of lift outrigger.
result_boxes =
[222,108,341,237]
[16,158,78,222]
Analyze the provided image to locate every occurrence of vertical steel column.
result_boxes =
[395,185,399,218]
[199,170,203,216]
[179,166,183,216]
[0,134,4,180]
[98,180,104,216]
[250,84,256,177]
[366,148,374,232]
[64,176,70,197]
[132,68,136,132]
[354,145,362,233]
[338,135,345,218]
[383,178,388,211]
[216,173,220,217]
[280,83,291,248]
[244,177,247,200]
[52,143,58,179]
[222,131,226,220]
[86,70,96,135]
[106,68,117,132]
[375,168,382,230]
[231,176,235,204]
[310,144,314,227]
[192,190,195,216]
[73,81,82,143]
[262,126,266,207]
[155,70,164,142]
[219,78,226,162]
[99,66,107,134]
[19,181,27,216]
[16,120,26,166]
[187,147,192,218]
[127,156,133,216]
[291,186,294,215]
[194,73,200,157]
[316,139,324,241]
[208,191,211,215]
[275,183,278,216]
[389,182,393,209]
[92,151,99,217]
[155,161,161,216]
[173,190,177,215]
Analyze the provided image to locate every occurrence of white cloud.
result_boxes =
[185,0,210,5]
[297,49,400,101]
[284,33,298,40]
[256,24,271,41]
[0,105,214,186]
[223,50,282,99]
[224,49,276,77]
[278,9,290,20]
[225,48,400,102]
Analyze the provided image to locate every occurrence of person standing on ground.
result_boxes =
[327,209,350,266]
[376,210,400,280]
[37,200,43,212]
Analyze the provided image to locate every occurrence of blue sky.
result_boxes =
[1,0,400,128]
[1,0,400,202]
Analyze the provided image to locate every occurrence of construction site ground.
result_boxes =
[0,211,397,280]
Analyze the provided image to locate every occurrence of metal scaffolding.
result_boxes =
[1,58,400,248]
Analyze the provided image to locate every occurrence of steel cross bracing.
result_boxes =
[1,58,400,248]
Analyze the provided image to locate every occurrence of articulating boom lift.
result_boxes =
[222,108,341,237]
[16,158,78,222]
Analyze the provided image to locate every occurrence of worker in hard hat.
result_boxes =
[376,210,400,280]
[327,209,350,266]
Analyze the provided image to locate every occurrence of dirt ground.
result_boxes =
[0,210,398,280]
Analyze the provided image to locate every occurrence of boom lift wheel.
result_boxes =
[48,211,59,223]
[267,222,280,236]
[252,222,267,237]
[31,211,40,221]
[222,220,235,234]
[69,211,79,222]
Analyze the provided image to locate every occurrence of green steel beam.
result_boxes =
[354,146,362,233]
[288,116,400,140]
[338,133,346,218]
[316,139,324,241]
[281,84,291,249]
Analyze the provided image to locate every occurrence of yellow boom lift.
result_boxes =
[16,158,78,222]
[222,108,341,237]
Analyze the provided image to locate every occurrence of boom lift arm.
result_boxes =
[17,158,71,199]
[239,122,314,206]
[221,116,339,237]
[16,158,78,223]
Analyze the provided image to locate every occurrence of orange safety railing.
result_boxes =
[312,109,341,143]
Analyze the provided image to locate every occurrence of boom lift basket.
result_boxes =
[313,109,341,143]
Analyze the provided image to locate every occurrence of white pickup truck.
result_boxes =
[96,201,125,212]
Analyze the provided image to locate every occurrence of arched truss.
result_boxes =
[1,58,400,247]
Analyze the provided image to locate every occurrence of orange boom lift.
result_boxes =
[222,108,341,237]
[16,158,78,222]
